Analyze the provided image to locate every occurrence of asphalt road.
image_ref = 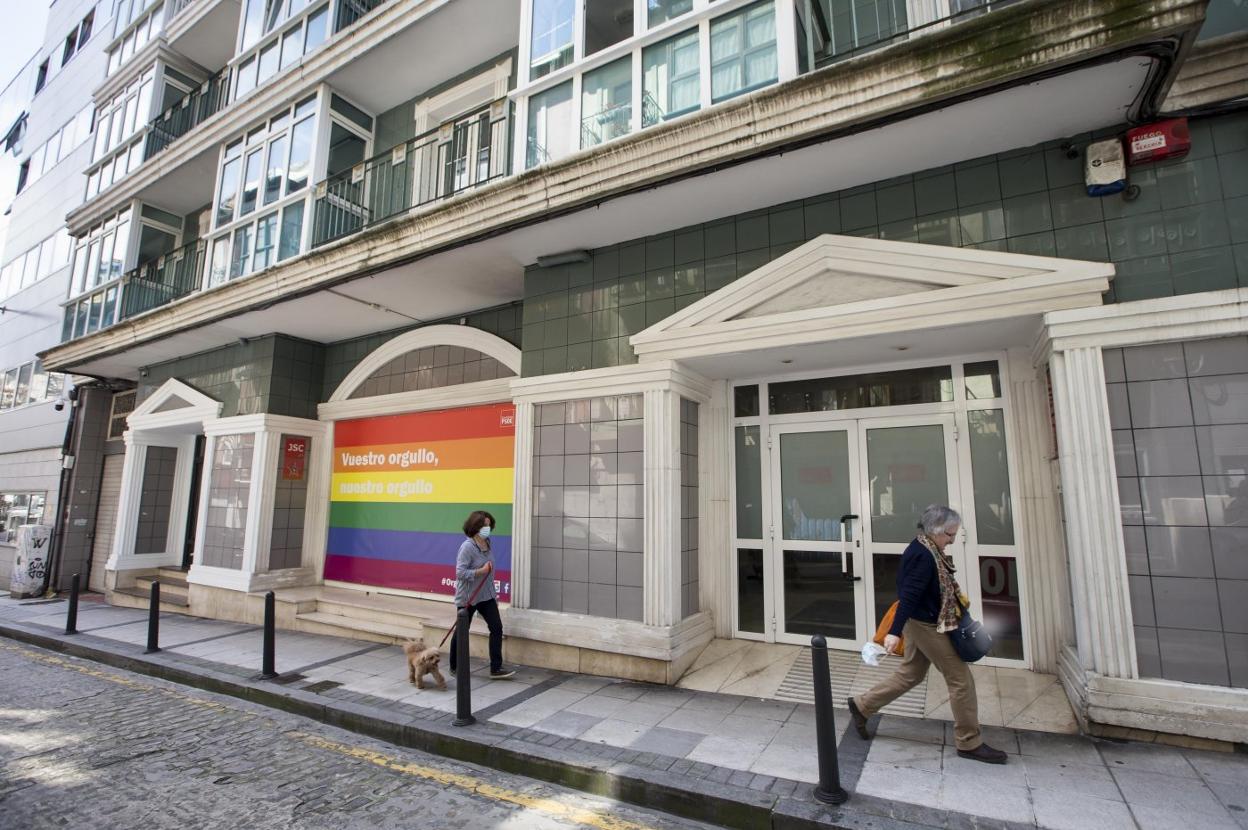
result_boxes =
[0,640,719,830]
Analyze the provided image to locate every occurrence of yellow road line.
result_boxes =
[289,731,666,830]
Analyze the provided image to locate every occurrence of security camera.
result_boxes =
[53,397,66,412]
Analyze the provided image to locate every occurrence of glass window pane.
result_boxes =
[780,430,849,541]
[87,292,103,332]
[253,212,277,271]
[15,364,32,405]
[530,0,574,79]
[1,369,17,409]
[581,56,632,148]
[280,26,302,68]
[980,555,1023,659]
[784,548,856,637]
[241,0,266,49]
[734,425,762,538]
[278,200,304,260]
[102,285,118,327]
[326,122,366,179]
[208,236,230,287]
[872,553,902,629]
[239,149,263,216]
[74,299,88,338]
[263,135,287,204]
[526,81,573,168]
[229,225,252,279]
[648,0,693,27]
[584,0,634,56]
[110,220,130,278]
[643,28,700,126]
[303,8,328,53]
[286,117,314,192]
[235,57,257,97]
[711,1,777,103]
[28,361,48,402]
[737,547,765,633]
[257,41,279,84]
[965,360,1002,399]
[734,384,759,417]
[216,157,241,225]
[865,424,949,543]
[968,408,1014,545]
[769,366,954,414]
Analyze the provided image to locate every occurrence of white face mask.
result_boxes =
[478,526,491,539]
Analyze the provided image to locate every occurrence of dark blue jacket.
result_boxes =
[889,538,941,636]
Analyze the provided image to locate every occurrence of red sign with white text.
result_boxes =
[282,435,308,481]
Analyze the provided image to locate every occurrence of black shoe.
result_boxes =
[847,697,871,740]
[957,743,1008,764]
[489,667,515,680]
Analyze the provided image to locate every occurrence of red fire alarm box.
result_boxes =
[1126,118,1190,165]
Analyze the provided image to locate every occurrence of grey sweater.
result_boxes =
[454,537,497,607]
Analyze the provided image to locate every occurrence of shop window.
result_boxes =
[202,434,255,570]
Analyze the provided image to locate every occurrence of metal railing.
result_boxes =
[334,0,391,33]
[143,70,231,161]
[120,238,208,320]
[311,100,512,247]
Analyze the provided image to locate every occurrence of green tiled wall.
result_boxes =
[522,112,1248,376]
[320,303,522,400]
[140,334,326,419]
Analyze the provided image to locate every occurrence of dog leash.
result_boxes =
[438,569,490,649]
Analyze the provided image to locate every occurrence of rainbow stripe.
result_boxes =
[325,402,515,600]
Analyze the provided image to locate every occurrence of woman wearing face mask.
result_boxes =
[449,510,514,680]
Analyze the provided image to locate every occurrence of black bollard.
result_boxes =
[65,573,80,635]
[452,607,474,727]
[261,591,277,679]
[144,581,161,654]
[811,635,849,805]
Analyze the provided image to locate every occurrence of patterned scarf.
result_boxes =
[917,533,966,633]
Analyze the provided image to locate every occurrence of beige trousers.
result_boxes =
[854,618,982,751]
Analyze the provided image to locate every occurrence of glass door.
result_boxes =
[769,423,865,648]
[857,415,963,634]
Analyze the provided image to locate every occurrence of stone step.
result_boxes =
[134,576,189,600]
[112,585,191,615]
[294,611,424,645]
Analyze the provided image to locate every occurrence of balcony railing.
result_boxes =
[311,100,512,247]
[334,0,390,33]
[121,238,208,319]
[164,0,197,24]
[143,70,231,161]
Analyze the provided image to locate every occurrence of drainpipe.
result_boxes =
[42,384,81,597]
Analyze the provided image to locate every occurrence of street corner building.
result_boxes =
[3,0,1247,745]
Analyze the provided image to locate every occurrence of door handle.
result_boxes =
[839,514,863,582]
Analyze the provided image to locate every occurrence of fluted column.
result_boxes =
[702,380,734,638]
[1049,346,1137,679]
[643,388,681,627]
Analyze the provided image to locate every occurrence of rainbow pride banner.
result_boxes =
[324,402,515,601]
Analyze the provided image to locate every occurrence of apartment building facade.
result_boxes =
[27,0,1248,741]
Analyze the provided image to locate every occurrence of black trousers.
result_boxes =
[449,597,503,673]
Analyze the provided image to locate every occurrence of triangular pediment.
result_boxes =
[129,378,222,427]
[631,234,1113,361]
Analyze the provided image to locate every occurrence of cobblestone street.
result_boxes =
[0,641,716,830]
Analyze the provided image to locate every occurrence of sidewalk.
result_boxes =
[2,595,1244,830]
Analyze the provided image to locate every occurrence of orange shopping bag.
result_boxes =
[873,601,905,655]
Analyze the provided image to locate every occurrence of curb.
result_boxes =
[1,621,927,830]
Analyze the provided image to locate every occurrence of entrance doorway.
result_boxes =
[769,415,960,648]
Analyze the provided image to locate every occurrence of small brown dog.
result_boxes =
[402,639,446,690]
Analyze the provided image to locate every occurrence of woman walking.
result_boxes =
[449,510,514,680]
[848,505,1007,764]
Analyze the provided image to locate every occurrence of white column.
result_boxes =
[701,380,734,638]
[106,433,149,571]
[643,388,681,626]
[1006,348,1071,674]
[246,428,281,575]
[511,400,537,609]
[774,0,800,80]
[1049,346,1137,679]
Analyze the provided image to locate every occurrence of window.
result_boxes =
[1,228,74,303]
[108,390,137,440]
[527,81,574,167]
[584,0,634,56]
[1,493,47,545]
[107,2,162,76]
[648,0,693,27]
[236,1,329,97]
[0,361,64,412]
[710,1,777,102]
[531,0,575,79]
[34,60,48,94]
[91,70,154,165]
[581,57,632,148]
[69,211,133,299]
[17,104,95,196]
[643,29,700,125]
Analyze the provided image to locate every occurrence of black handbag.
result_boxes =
[949,601,992,662]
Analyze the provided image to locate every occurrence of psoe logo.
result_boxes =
[499,408,515,427]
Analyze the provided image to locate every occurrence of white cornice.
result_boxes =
[509,360,714,404]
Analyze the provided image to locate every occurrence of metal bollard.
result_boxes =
[810,635,849,805]
[65,573,80,635]
[145,581,161,654]
[261,591,277,679]
[452,607,474,727]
